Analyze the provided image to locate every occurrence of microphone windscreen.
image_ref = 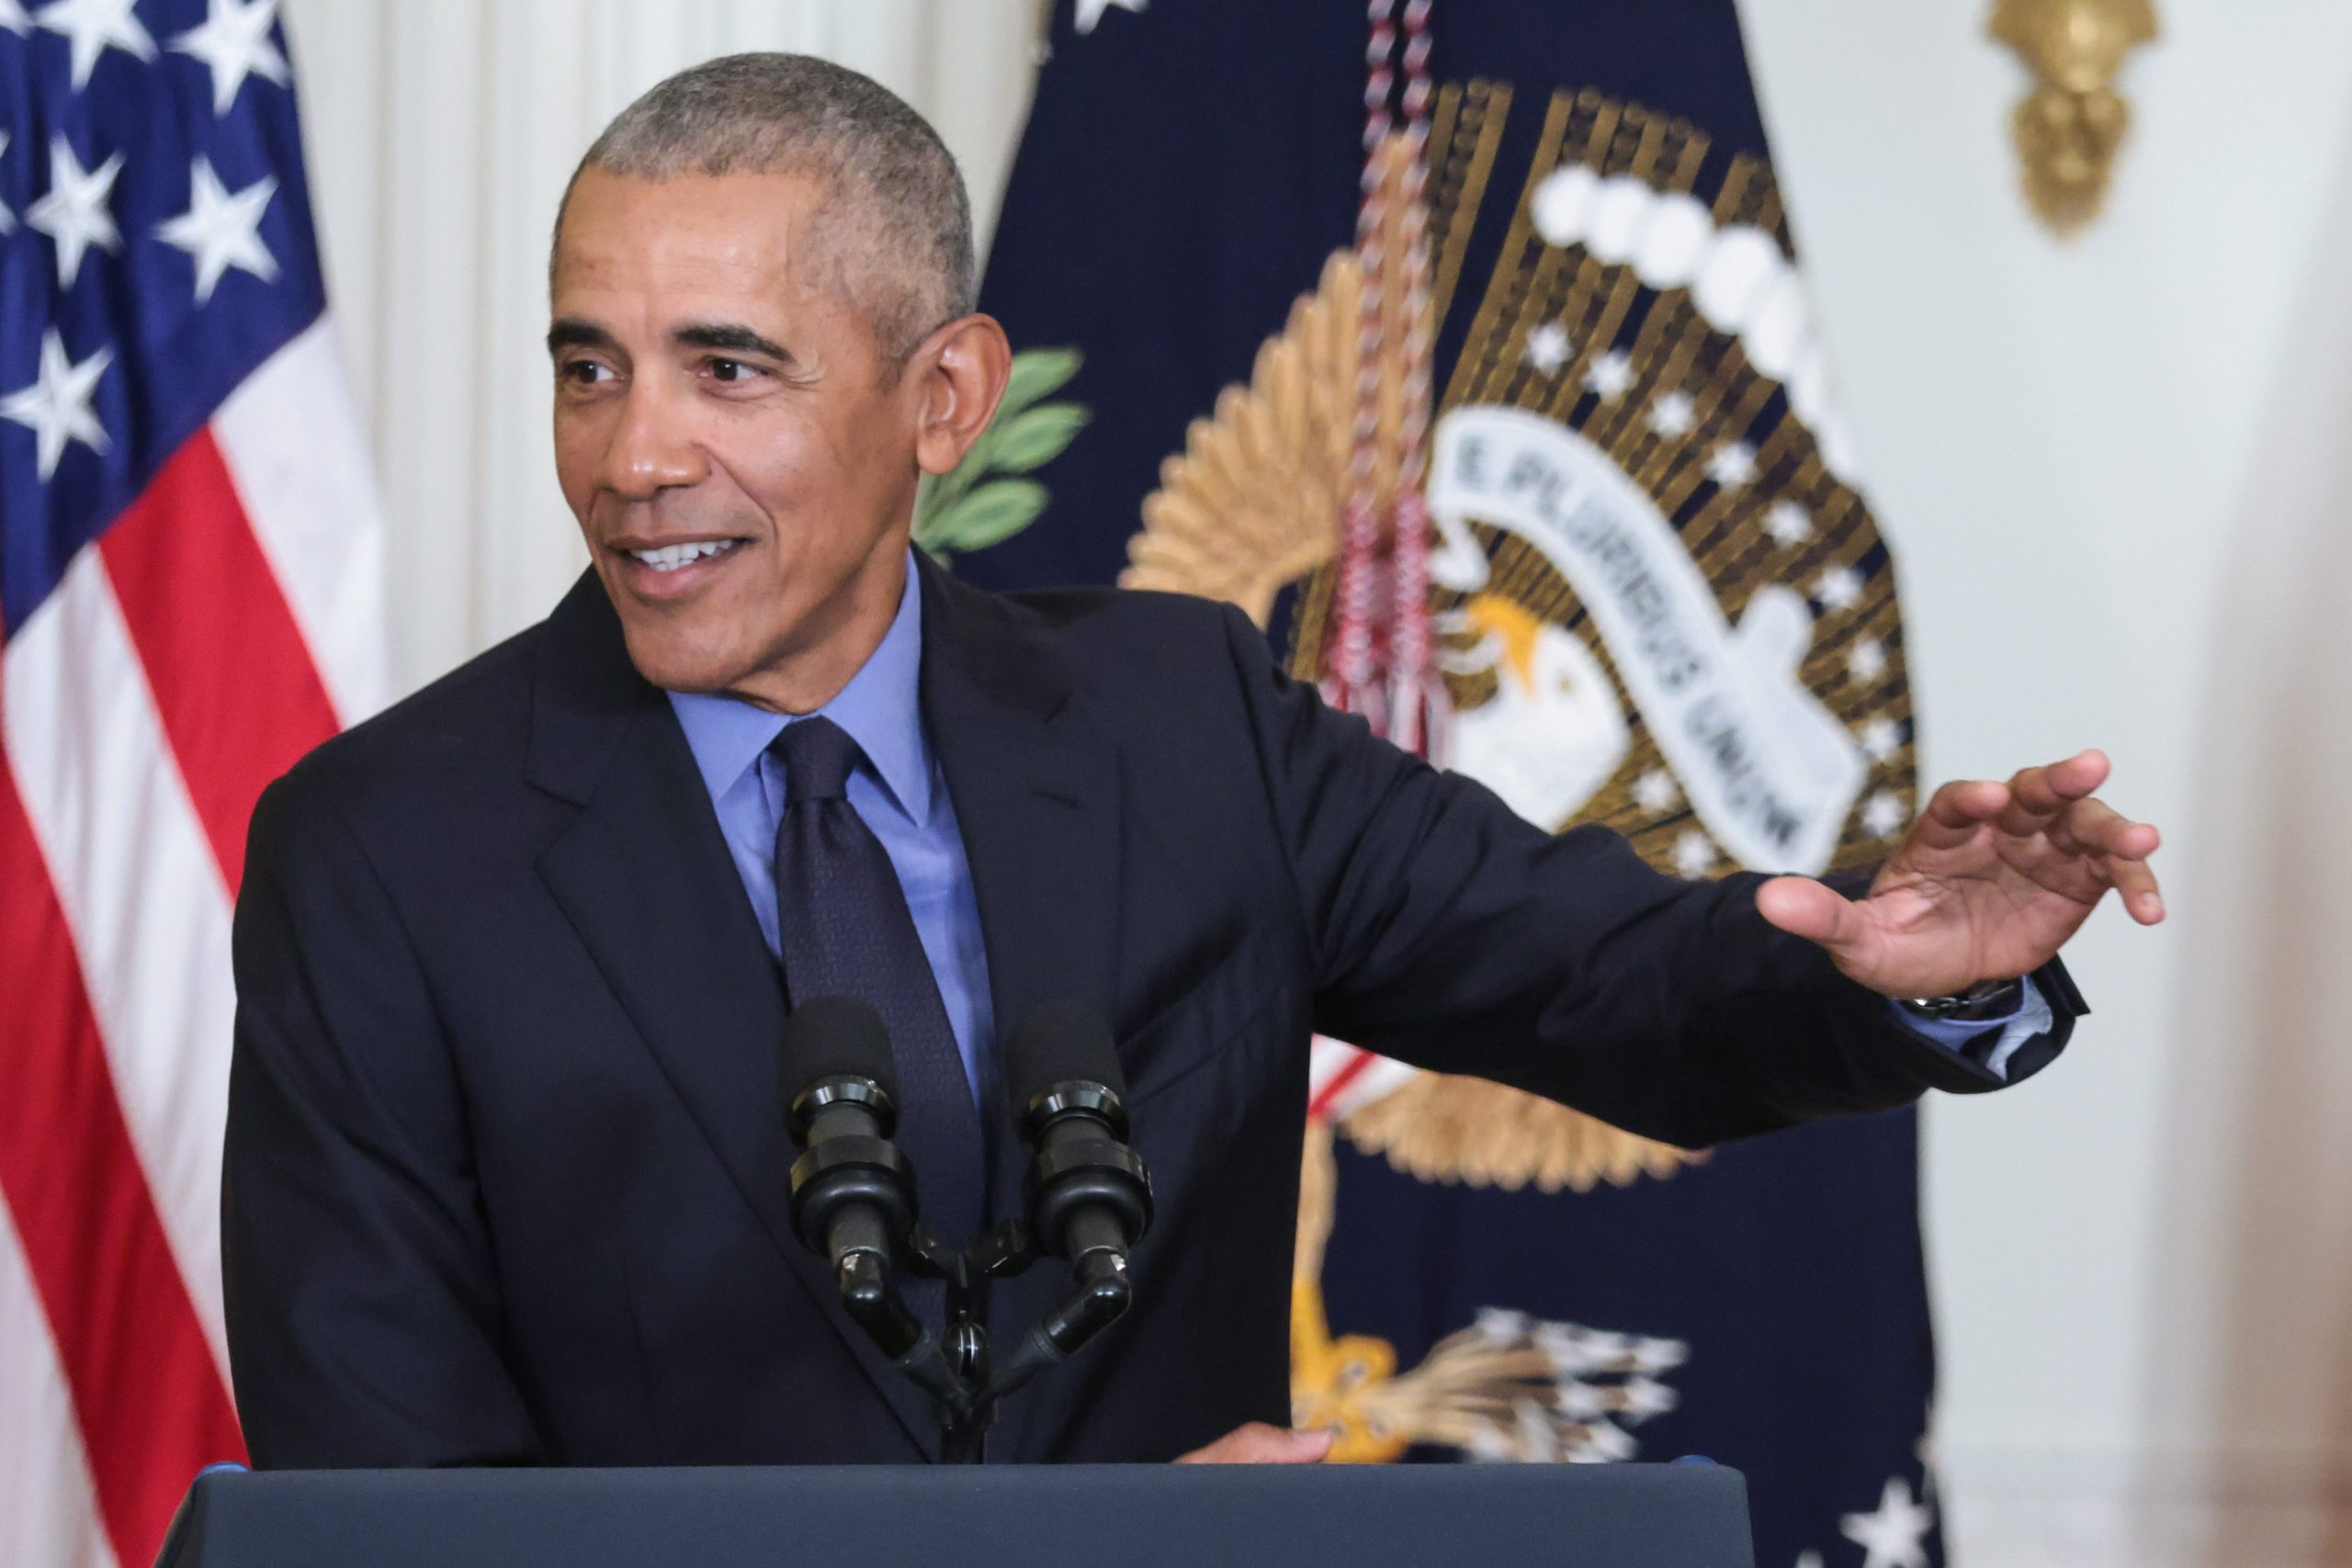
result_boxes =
[778,995,899,1099]
[1002,999,1125,1108]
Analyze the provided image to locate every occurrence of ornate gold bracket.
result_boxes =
[1987,0,2159,236]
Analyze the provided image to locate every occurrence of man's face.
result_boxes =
[548,166,926,703]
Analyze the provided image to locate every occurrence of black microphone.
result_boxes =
[980,1002,1155,1394]
[778,997,922,1353]
[1002,1001,1154,1275]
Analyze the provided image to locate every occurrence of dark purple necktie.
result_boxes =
[771,716,985,1248]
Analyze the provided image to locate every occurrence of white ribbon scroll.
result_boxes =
[1427,405,1868,874]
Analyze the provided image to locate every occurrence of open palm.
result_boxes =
[1755,750,2163,998]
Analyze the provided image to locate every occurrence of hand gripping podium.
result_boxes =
[156,1462,1754,1568]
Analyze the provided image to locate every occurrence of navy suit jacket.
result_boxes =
[221,556,2075,1468]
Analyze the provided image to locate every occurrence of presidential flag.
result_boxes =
[0,4,385,1564]
[962,4,1944,1564]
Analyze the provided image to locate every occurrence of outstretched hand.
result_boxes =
[1754,750,2162,998]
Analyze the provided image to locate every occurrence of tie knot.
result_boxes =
[773,716,859,803]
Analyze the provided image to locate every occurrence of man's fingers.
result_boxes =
[2025,797,2165,924]
[1755,874,1866,951]
[1996,750,2109,834]
[2062,801,2166,921]
[2107,852,2166,924]
[1175,1423,1335,1464]
[1910,778,2010,850]
[2052,797,2160,862]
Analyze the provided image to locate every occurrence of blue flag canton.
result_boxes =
[0,0,327,638]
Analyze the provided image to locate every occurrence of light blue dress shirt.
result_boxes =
[668,559,995,1106]
[1895,972,2047,1077]
[668,554,2041,1096]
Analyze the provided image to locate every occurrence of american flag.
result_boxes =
[1,2,385,1563]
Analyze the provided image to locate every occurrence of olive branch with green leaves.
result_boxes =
[911,346,1089,565]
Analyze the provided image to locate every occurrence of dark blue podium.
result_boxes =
[156,1463,1755,1567]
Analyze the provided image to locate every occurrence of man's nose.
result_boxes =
[598,383,709,500]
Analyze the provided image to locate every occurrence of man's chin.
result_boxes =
[613,621,756,698]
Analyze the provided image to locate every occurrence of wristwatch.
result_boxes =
[1896,976,2025,1023]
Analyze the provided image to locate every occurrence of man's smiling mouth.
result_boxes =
[607,536,752,578]
[627,538,745,572]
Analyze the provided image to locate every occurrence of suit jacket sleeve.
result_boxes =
[1214,604,2072,1148]
[222,768,545,1467]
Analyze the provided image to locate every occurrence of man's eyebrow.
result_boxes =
[673,322,796,363]
[545,318,616,356]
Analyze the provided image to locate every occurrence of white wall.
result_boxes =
[1740,4,2352,1563]
[279,3,2352,1562]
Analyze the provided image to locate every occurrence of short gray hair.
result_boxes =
[560,52,976,367]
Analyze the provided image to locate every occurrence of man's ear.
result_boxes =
[912,314,1012,478]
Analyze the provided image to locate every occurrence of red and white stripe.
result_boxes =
[0,317,387,1568]
[1308,1035,1421,1124]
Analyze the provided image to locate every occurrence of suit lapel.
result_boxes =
[916,558,1122,1461]
[525,572,937,1457]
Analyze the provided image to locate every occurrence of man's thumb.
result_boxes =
[1754,874,1856,949]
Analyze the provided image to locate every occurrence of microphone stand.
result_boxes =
[788,1020,1151,1464]
[827,1213,1135,1464]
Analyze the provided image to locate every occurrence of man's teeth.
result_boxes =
[628,540,737,572]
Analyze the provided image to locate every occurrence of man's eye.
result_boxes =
[707,357,763,384]
[560,360,616,386]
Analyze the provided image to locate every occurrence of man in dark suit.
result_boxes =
[222,55,2161,1469]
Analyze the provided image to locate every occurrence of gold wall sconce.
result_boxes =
[1988,0,2159,236]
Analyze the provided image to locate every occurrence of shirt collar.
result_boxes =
[666,554,933,821]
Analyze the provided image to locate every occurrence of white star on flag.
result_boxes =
[1765,499,1814,546]
[1647,390,1697,440]
[158,157,279,302]
[1815,563,1864,611]
[1632,767,1681,815]
[1858,715,1903,762]
[0,131,13,235]
[1795,1554,1826,1568]
[1,328,113,480]
[171,0,288,115]
[1672,827,1715,878]
[34,0,155,90]
[28,135,124,288]
[1860,789,1909,840]
[1585,349,1635,401]
[1841,1475,1935,1568]
[1847,637,1888,682]
[0,0,28,37]
[1074,0,1146,34]
[1522,321,1572,376]
[1706,441,1758,489]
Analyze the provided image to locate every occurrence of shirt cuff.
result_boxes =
[1887,976,2055,1082]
